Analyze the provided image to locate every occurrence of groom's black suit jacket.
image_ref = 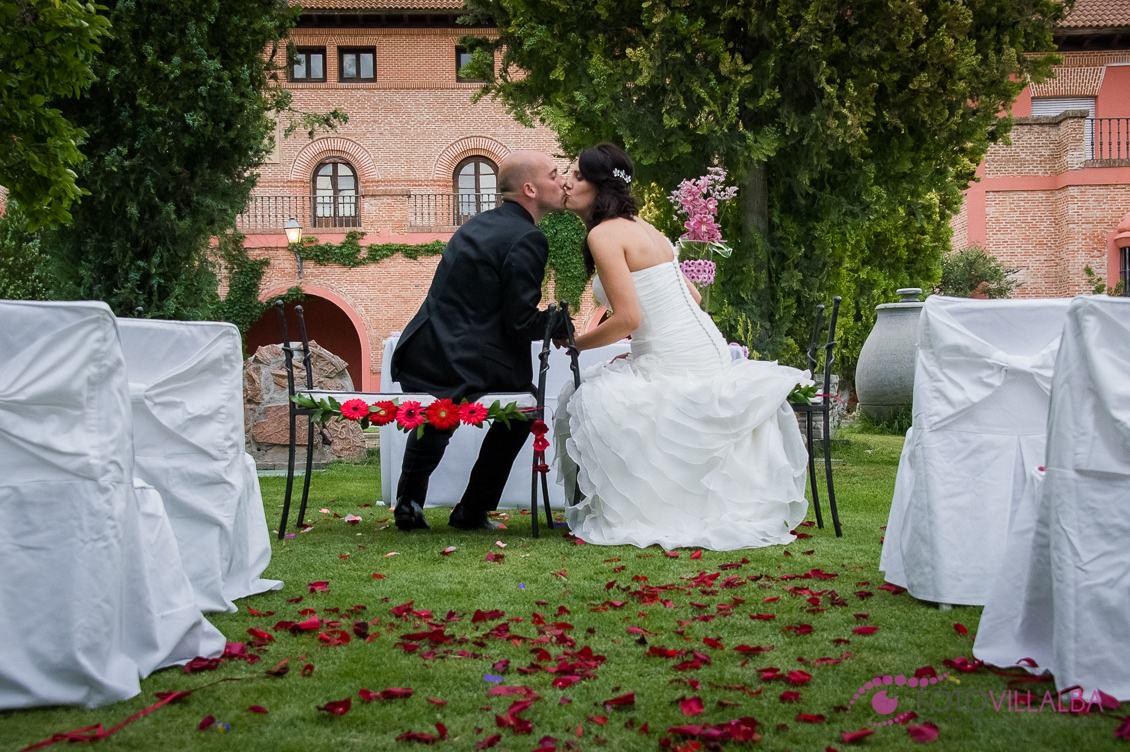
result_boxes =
[391,201,560,402]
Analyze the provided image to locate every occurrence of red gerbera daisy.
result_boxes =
[341,399,370,421]
[368,400,396,426]
[425,399,460,430]
[459,402,488,426]
[396,401,425,430]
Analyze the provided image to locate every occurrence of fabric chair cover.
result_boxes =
[378,336,625,508]
[879,296,1072,605]
[975,296,1130,700]
[0,301,223,709]
[117,319,282,613]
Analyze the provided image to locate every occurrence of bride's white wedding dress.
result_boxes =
[554,258,812,551]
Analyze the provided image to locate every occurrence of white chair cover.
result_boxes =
[975,296,1130,700]
[377,336,630,508]
[0,301,223,709]
[117,319,282,613]
[879,296,1072,605]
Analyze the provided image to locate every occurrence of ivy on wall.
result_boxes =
[215,216,591,335]
[540,211,589,311]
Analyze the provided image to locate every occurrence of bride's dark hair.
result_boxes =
[577,142,638,277]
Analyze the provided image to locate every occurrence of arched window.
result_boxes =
[312,159,359,228]
[453,157,497,221]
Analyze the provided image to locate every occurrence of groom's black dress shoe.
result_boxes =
[394,500,429,531]
[448,504,501,531]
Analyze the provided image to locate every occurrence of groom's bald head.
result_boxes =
[497,150,565,222]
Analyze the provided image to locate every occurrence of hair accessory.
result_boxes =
[612,168,632,185]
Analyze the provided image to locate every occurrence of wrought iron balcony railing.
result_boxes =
[408,193,499,229]
[236,195,360,232]
[1088,118,1130,161]
[235,192,500,233]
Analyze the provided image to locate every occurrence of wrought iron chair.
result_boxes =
[276,300,316,539]
[530,304,558,538]
[530,301,584,536]
[791,296,843,537]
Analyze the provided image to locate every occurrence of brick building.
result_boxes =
[952,0,1130,298]
[239,0,1130,392]
[238,0,575,390]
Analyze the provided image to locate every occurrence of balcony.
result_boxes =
[1089,118,1130,163]
[235,192,499,234]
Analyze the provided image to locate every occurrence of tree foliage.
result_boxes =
[41,0,344,320]
[460,0,1066,369]
[0,0,111,230]
[937,245,1021,298]
[0,203,52,300]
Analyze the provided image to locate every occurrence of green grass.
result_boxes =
[2,435,1125,751]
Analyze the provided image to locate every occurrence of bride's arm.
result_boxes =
[573,225,640,351]
[683,273,702,304]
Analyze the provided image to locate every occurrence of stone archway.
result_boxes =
[244,287,373,391]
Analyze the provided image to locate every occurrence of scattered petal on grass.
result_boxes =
[247,706,268,714]
[317,698,351,715]
[679,696,705,716]
[907,722,940,743]
[796,713,825,723]
[307,581,329,593]
[942,657,983,673]
[603,692,635,707]
[428,698,447,706]
[265,660,289,676]
[690,550,702,560]
[842,728,875,743]
[484,674,504,683]
[734,645,774,655]
[183,657,220,674]
[475,735,502,750]
[780,691,800,703]
[853,626,879,635]
[373,573,386,579]
[441,546,457,556]
[786,670,813,686]
[495,541,507,548]
[587,715,608,725]
[1113,717,1130,740]
[301,663,314,677]
[396,723,449,744]
[953,623,969,637]
[914,666,937,679]
[473,609,505,622]
[197,716,216,730]
[486,553,505,563]
[750,614,776,621]
[385,552,401,557]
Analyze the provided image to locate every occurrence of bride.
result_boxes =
[554,143,813,551]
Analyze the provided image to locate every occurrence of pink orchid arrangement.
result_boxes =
[669,167,739,245]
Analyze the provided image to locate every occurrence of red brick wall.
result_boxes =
[235,26,597,389]
[951,52,1130,298]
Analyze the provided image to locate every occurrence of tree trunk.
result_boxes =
[741,159,768,240]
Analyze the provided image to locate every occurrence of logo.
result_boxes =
[849,672,953,726]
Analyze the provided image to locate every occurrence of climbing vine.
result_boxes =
[213,231,303,337]
[540,211,589,310]
[299,231,447,267]
[215,217,590,336]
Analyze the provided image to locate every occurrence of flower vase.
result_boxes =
[676,239,731,313]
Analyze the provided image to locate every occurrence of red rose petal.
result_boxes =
[907,722,939,743]
[247,705,268,714]
[679,696,705,716]
[197,715,216,730]
[796,713,825,723]
[853,626,879,635]
[842,728,875,743]
[316,698,351,715]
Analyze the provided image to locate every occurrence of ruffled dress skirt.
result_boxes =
[553,260,811,551]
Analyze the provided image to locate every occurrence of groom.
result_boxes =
[390,151,566,531]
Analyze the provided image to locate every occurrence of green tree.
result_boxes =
[0,203,52,300]
[937,245,1021,298]
[0,0,111,230]
[460,0,1066,369]
[42,0,343,319]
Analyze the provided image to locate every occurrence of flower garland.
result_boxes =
[291,394,529,439]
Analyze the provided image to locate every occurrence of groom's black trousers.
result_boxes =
[396,419,532,516]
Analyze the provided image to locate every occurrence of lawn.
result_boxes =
[3,430,1126,751]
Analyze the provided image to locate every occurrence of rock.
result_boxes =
[243,341,365,469]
